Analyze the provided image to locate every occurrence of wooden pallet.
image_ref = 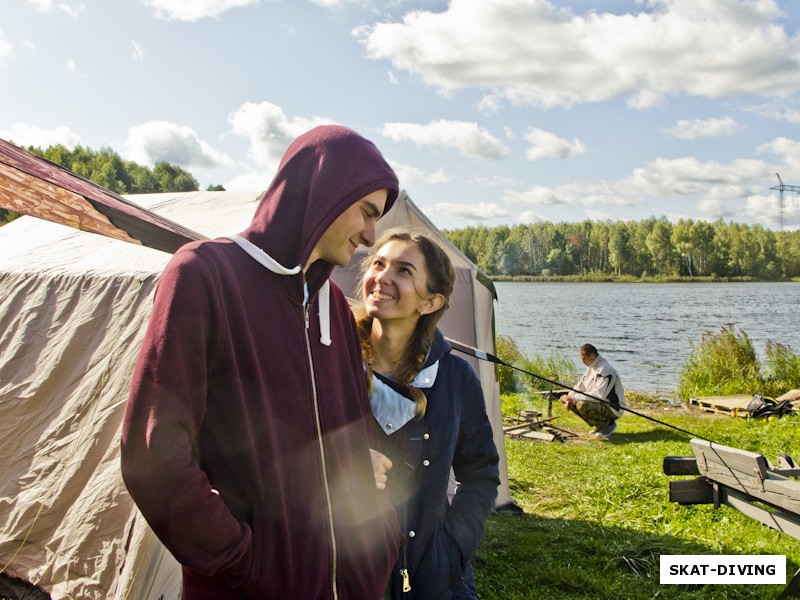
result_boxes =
[689,394,752,417]
[503,410,576,442]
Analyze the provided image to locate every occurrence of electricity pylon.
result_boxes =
[770,173,800,231]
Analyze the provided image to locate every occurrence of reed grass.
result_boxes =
[678,326,800,399]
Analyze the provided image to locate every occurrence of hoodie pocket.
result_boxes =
[223,508,270,596]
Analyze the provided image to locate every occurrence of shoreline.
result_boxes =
[490,274,800,283]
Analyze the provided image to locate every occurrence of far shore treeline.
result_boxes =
[3,144,799,281]
[444,220,800,281]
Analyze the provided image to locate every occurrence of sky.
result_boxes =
[2,0,800,232]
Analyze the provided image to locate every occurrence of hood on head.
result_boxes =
[243,125,399,290]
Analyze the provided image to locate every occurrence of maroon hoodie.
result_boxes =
[121,126,403,599]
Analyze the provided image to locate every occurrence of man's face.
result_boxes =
[306,188,389,270]
[580,350,596,367]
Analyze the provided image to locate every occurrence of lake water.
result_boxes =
[493,281,800,396]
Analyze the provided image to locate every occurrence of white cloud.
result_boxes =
[309,0,346,7]
[131,40,144,62]
[470,175,515,186]
[523,127,586,160]
[143,0,258,22]
[744,193,783,228]
[0,30,12,61]
[663,116,741,139]
[518,210,547,224]
[626,89,667,110]
[124,121,234,169]
[0,123,82,149]
[355,0,800,110]
[27,0,85,16]
[27,0,52,11]
[695,197,731,220]
[58,2,85,17]
[228,101,335,169]
[745,100,800,124]
[381,120,510,159]
[430,201,511,224]
[390,161,448,186]
[224,169,270,192]
[504,153,777,209]
[503,181,639,207]
[66,57,76,72]
[758,136,800,174]
[585,209,614,221]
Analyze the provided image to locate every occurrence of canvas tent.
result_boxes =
[0,189,511,599]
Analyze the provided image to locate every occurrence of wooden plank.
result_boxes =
[691,439,768,480]
[519,430,556,442]
[0,138,206,253]
[777,569,800,600]
[503,422,541,434]
[663,456,700,476]
[669,478,714,505]
[689,395,752,417]
[0,162,139,244]
[722,488,800,540]
[691,439,800,515]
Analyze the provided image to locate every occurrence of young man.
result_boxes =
[121,125,403,599]
[559,343,625,439]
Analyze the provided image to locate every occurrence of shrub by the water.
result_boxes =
[496,335,576,395]
[677,325,800,399]
[763,340,800,395]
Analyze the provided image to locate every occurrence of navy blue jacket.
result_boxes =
[372,330,500,599]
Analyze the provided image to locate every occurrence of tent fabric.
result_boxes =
[0,190,510,599]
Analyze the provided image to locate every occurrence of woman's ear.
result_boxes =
[420,293,445,316]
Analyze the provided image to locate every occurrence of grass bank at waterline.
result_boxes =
[473,397,800,600]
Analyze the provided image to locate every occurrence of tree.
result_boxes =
[546,248,574,275]
[26,144,201,195]
[152,161,199,192]
[608,221,632,276]
[691,220,715,276]
[588,221,610,273]
[645,218,675,276]
[671,219,695,276]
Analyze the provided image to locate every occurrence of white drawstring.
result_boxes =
[318,280,331,346]
[226,235,302,275]
[227,235,331,346]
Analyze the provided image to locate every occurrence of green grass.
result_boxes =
[472,395,800,599]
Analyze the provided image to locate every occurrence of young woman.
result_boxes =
[353,229,500,599]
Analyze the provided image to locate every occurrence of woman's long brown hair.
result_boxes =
[354,228,455,417]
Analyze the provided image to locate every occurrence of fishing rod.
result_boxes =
[447,337,719,444]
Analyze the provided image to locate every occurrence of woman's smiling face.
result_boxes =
[362,239,432,323]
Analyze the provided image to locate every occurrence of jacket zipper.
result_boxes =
[304,297,339,600]
[399,505,411,593]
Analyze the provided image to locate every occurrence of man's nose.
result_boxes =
[361,220,377,247]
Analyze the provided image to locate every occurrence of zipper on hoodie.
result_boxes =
[303,289,339,600]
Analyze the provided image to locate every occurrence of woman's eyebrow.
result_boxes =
[375,254,418,271]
